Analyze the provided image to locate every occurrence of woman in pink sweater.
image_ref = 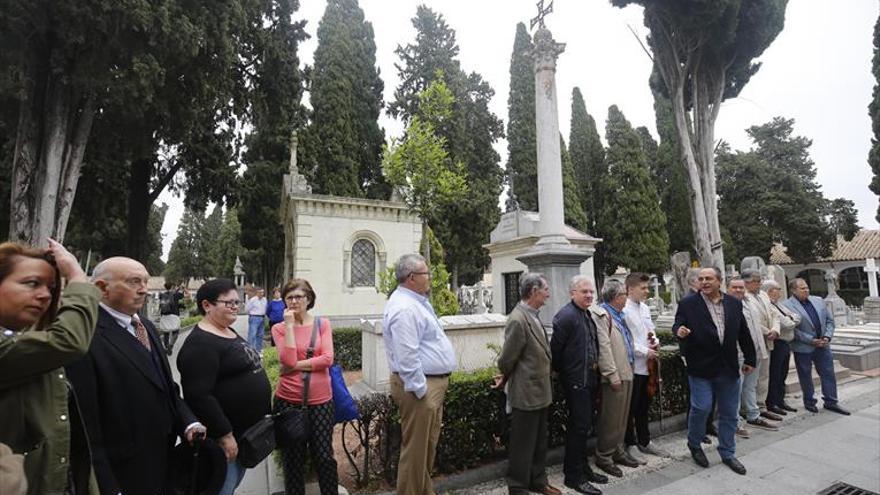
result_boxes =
[272,278,337,495]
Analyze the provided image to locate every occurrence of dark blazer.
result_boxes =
[673,292,756,379]
[551,301,599,389]
[66,307,197,495]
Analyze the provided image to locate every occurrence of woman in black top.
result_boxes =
[177,279,271,495]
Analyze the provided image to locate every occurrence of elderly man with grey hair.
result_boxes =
[594,279,640,477]
[741,268,783,423]
[382,253,457,495]
[762,279,801,414]
[497,273,562,495]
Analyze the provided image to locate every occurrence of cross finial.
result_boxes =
[530,0,554,30]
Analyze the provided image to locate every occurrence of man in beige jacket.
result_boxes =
[593,280,640,477]
[742,269,783,422]
[497,273,561,495]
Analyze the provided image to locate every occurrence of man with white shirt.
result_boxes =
[383,253,457,495]
[622,273,669,462]
[66,257,205,495]
[245,287,268,352]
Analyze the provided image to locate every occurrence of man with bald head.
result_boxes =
[66,257,204,495]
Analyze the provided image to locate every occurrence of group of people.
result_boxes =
[0,240,343,495]
[383,257,851,495]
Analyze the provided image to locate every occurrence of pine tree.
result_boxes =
[309,0,388,199]
[391,6,504,285]
[561,135,588,232]
[599,105,669,275]
[505,22,538,210]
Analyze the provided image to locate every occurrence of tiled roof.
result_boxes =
[770,229,880,265]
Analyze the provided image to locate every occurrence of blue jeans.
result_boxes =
[687,372,742,460]
[740,357,761,421]
[794,346,838,407]
[248,315,265,352]
[220,459,246,495]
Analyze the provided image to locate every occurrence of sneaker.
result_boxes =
[735,427,751,438]
[746,418,779,431]
[638,443,671,458]
[626,446,648,465]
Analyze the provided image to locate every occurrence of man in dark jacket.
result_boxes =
[674,267,756,476]
[67,257,205,495]
[551,275,608,495]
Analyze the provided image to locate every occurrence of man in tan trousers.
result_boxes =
[383,254,457,495]
[593,279,640,477]
[497,273,562,495]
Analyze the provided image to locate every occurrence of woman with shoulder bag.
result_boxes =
[177,278,272,495]
[272,278,338,495]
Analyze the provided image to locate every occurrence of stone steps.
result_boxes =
[784,359,851,393]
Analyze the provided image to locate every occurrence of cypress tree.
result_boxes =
[392,6,504,285]
[569,87,606,231]
[599,105,669,275]
[310,0,388,199]
[505,22,538,210]
[561,135,588,232]
[870,13,880,223]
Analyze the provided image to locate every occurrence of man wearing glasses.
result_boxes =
[383,253,457,495]
[66,257,205,495]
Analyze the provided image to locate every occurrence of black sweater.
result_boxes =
[551,301,600,389]
[177,326,271,439]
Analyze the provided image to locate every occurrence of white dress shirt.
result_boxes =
[623,298,655,376]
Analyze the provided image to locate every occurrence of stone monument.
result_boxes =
[514,3,592,319]
[740,256,767,277]
[823,269,851,326]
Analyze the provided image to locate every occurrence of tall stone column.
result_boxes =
[530,27,568,247]
[516,25,593,321]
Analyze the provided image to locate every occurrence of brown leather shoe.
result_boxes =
[532,484,562,495]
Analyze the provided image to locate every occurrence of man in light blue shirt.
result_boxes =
[383,253,456,495]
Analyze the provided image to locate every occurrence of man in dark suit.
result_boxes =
[551,275,608,495]
[67,257,205,495]
[673,267,756,475]
[497,273,561,495]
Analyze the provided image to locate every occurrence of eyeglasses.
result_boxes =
[215,299,241,308]
[285,294,308,301]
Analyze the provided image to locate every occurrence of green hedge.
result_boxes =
[333,327,362,370]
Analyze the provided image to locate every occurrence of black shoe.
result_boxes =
[805,404,819,413]
[689,446,709,468]
[722,457,747,475]
[781,403,798,413]
[585,471,609,484]
[564,481,602,495]
[613,454,640,468]
[596,462,623,477]
[760,410,784,421]
[824,404,851,416]
[767,405,787,416]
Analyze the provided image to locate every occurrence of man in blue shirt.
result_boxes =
[783,278,850,415]
[383,253,457,495]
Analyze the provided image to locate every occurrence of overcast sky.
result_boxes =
[160,0,880,260]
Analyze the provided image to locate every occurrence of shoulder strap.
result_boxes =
[300,317,321,407]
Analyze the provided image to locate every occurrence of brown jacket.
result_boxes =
[498,303,553,411]
[590,304,633,384]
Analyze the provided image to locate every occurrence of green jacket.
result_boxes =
[0,282,101,495]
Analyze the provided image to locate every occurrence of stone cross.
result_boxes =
[651,275,661,299]
[866,258,879,298]
[530,0,554,30]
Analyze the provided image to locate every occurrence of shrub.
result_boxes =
[180,314,203,329]
[655,329,677,347]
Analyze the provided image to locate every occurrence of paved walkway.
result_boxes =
[448,375,880,495]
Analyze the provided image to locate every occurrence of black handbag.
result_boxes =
[274,317,320,447]
[237,414,276,468]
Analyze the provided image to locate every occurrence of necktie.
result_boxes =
[131,316,152,352]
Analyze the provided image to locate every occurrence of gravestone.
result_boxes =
[864,258,880,323]
[740,256,767,276]
[823,269,852,326]
[766,264,788,299]
[670,252,691,302]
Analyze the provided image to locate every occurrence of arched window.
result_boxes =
[351,239,376,287]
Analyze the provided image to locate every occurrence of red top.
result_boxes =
[272,318,334,405]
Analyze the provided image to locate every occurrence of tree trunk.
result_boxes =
[127,156,153,263]
[10,56,96,246]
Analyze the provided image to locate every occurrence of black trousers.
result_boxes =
[562,384,596,486]
[625,374,651,447]
[508,407,549,495]
[276,399,338,495]
[767,340,792,408]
